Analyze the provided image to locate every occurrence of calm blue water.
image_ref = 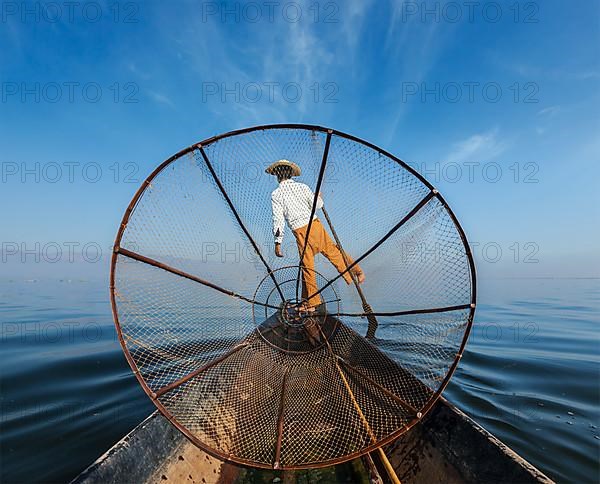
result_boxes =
[0,277,598,483]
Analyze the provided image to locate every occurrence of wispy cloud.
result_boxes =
[537,106,561,117]
[444,128,508,163]
[382,20,449,145]
[491,54,600,83]
[535,106,561,135]
[147,2,346,123]
[572,70,600,80]
[385,0,411,51]
[340,0,374,50]
[126,62,152,80]
[147,90,175,108]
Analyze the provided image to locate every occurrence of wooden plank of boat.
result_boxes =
[71,396,554,484]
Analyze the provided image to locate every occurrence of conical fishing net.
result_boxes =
[110,124,476,469]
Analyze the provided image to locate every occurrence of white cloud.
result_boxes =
[382,21,448,145]
[147,90,175,108]
[537,106,561,117]
[126,62,152,80]
[340,0,374,50]
[444,128,508,163]
[573,70,600,80]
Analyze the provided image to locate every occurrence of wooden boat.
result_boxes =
[99,124,552,483]
[72,397,554,484]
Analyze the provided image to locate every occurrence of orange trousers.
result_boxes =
[292,219,363,307]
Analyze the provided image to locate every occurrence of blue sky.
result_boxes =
[1,0,599,279]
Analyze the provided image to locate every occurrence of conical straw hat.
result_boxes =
[265,159,301,177]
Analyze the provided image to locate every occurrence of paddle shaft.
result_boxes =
[320,206,379,338]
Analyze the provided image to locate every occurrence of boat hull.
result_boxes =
[72,398,553,483]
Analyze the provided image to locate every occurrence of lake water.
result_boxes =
[0,277,598,483]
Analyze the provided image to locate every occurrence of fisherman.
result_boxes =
[266,159,365,311]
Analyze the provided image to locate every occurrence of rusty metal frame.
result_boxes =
[294,129,333,302]
[116,247,278,309]
[306,190,436,302]
[109,123,477,470]
[335,356,418,415]
[153,343,249,399]
[197,145,285,301]
[337,303,472,318]
[320,205,380,338]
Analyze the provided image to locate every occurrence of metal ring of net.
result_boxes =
[110,124,476,470]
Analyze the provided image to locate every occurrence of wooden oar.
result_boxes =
[321,206,379,339]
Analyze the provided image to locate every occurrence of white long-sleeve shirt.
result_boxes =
[271,179,323,244]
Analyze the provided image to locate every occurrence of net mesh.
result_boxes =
[111,125,475,469]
